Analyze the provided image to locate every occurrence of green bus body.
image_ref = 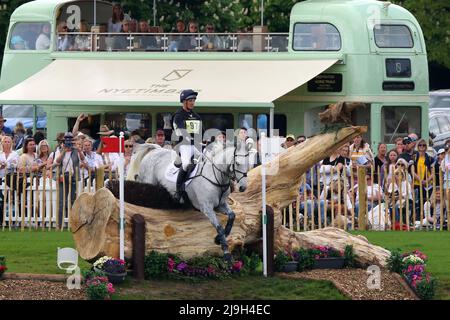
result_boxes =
[0,0,429,150]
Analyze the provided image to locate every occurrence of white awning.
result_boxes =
[0,59,337,107]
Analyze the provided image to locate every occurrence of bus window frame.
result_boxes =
[381,105,422,144]
[292,22,342,52]
[373,24,414,49]
[368,20,422,53]
[7,21,53,52]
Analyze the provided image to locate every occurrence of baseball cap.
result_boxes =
[156,129,165,136]
[286,134,295,141]
[438,148,445,155]
[180,89,198,102]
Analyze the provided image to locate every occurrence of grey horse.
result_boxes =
[126,141,251,261]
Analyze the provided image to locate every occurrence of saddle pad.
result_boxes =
[165,162,199,187]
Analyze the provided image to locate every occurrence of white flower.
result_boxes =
[93,256,112,269]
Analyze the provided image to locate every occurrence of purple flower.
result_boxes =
[176,262,187,271]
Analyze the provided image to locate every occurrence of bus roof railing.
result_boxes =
[56,32,289,53]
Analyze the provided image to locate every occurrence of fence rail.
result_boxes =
[0,167,111,231]
[282,164,449,232]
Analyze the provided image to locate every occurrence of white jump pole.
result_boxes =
[119,131,125,260]
[261,132,267,277]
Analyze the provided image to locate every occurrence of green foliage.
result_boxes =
[416,277,437,300]
[86,281,109,300]
[238,252,261,275]
[274,250,290,272]
[296,248,315,272]
[82,268,106,283]
[343,245,356,268]
[386,249,405,274]
[144,250,175,279]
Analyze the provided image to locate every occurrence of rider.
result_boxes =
[172,89,203,201]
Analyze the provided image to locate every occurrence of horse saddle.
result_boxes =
[165,161,199,186]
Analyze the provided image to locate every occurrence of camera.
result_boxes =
[64,140,73,149]
[402,137,412,145]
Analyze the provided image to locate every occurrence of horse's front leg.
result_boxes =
[201,206,232,263]
[216,202,235,237]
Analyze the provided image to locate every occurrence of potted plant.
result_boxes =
[85,276,115,300]
[93,256,127,284]
[0,256,7,279]
[310,246,345,269]
[274,250,298,272]
[401,250,436,300]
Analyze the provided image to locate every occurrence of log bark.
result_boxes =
[70,126,391,267]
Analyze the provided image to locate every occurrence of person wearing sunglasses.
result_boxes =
[57,21,71,51]
[412,139,433,219]
[201,23,221,50]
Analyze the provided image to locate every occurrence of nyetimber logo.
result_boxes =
[162,69,193,82]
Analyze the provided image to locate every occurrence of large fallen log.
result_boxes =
[70,126,391,266]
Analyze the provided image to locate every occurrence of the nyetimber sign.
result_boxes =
[162,69,193,82]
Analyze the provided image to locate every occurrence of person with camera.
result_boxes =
[399,134,419,164]
[53,132,85,228]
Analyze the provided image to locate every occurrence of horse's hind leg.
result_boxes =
[202,208,232,263]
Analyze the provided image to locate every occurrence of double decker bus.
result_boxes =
[0,0,429,149]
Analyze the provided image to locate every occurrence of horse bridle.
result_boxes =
[230,146,249,184]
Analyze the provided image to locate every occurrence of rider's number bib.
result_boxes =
[185,120,201,134]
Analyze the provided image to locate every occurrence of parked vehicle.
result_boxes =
[429,90,450,150]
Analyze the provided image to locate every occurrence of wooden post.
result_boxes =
[384,165,389,231]
[322,170,328,228]
[42,169,47,231]
[377,166,382,230]
[405,170,410,231]
[399,173,403,231]
[132,214,145,281]
[2,173,7,231]
[439,168,444,232]
[56,167,60,231]
[357,166,367,230]
[330,167,335,227]
[432,167,437,231]
[302,175,307,231]
[21,172,26,231]
[62,169,66,232]
[317,167,322,229]
[370,165,374,229]
[350,165,355,230]
[266,206,275,277]
[96,167,105,191]
[411,165,416,231]
[49,168,53,231]
[310,167,315,230]
[337,171,342,229]
[295,194,300,232]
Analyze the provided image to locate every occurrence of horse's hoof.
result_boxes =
[214,235,221,245]
[223,253,232,264]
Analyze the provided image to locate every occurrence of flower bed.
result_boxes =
[93,256,127,284]
[0,256,7,279]
[144,251,259,280]
[387,249,436,300]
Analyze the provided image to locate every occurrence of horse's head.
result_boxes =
[232,139,253,192]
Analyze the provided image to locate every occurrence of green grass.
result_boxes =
[113,276,348,300]
[0,231,90,274]
[352,231,450,300]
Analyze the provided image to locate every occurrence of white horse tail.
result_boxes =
[126,143,162,181]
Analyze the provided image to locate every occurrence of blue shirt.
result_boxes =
[2,127,12,135]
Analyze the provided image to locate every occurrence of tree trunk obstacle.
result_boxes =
[70,126,391,267]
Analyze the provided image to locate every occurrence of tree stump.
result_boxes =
[70,126,391,266]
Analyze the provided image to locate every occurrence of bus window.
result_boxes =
[374,25,413,48]
[105,113,151,139]
[257,114,287,137]
[9,22,51,50]
[238,114,253,129]
[381,106,421,143]
[293,23,341,51]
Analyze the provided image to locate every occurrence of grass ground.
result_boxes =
[352,231,450,300]
[0,231,90,274]
[0,230,449,299]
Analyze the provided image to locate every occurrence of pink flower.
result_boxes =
[207,266,215,274]
[107,283,115,294]
[167,258,176,272]
[233,261,243,271]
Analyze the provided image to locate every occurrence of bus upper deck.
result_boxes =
[0,0,429,149]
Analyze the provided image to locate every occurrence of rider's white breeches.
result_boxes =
[179,144,200,171]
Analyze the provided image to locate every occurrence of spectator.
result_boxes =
[395,137,405,156]
[10,35,28,50]
[320,176,353,223]
[82,138,102,182]
[349,135,373,165]
[72,113,87,136]
[130,129,145,144]
[35,23,51,50]
[13,121,26,151]
[168,19,186,52]
[205,131,225,158]
[0,116,12,135]
[73,21,91,51]
[57,21,71,51]
[320,147,351,187]
[36,139,51,172]
[202,23,221,50]
[385,158,413,224]
[434,148,445,186]
[354,172,383,218]
[94,125,114,150]
[113,19,132,50]
[33,130,45,145]
[298,183,326,225]
[399,133,419,164]
[422,186,446,228]
[129,19,138,33]
[25,127,33,140]
[283,134,296,149]
[108,3,129,33]
[18,138,39,174]
[0,135,19,179]
[124,139,134,176]
[184,20,199,51]
[374,143,387,183]
[237,27,252,52]
[154,129,172,150]
[137,19,157,50]
[296,135,307,145]
[412,139,434,204]
[53,132,86,228]
[380,149,398,188]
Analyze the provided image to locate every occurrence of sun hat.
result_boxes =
[97,125,114,136]
[286,134,295,141]
[438,148,445,155]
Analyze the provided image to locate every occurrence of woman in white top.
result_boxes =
[385,158,413,223]
[107,4,130,33]
[35,23,51,50]
[0,135,19,179]
[349,135,374,165]
[73,21,91,51]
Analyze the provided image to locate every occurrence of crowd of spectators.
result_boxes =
[278,132,448,230]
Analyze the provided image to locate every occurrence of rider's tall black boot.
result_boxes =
[175,168,188,202]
